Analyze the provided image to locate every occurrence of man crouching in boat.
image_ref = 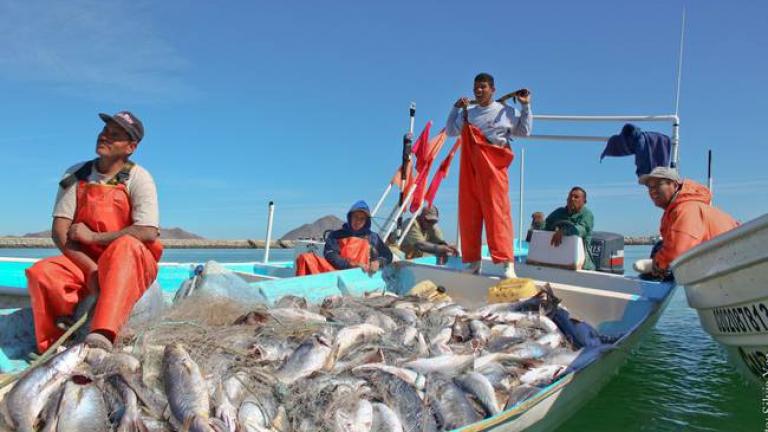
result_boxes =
[26,111,162,353]
[636,167,738,280]
[295,200,392,276]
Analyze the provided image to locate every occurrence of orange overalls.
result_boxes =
[295,237,370,276]
[26,178,162,353]
[458,123,515,263]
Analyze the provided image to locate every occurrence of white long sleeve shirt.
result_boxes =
[446,101,532,146]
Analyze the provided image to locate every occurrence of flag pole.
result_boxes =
[395,102,416,240]
[708,149,713,204]
[518,147,525,252]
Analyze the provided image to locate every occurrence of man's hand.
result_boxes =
[454,97,470,109]
[514,88,531,105]
[368,260,380,275]
[550,228,563,247]
[68,223,96,245]
[437,245,458,256]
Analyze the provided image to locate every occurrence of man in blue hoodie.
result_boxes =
[295,201,393,276]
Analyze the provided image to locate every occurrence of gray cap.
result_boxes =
[99,111,144,142]
[422,206,439,221]
[638,166,681,186]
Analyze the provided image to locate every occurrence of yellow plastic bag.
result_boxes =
[487,278,538,303]
[408,280,452,303]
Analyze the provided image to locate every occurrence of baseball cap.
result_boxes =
[638,166,681,186]
[422,206,439,221]
[99,111,144,142]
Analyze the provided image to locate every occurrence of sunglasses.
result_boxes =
[100,126,132,142]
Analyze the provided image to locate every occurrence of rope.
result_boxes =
[0,310,91,391]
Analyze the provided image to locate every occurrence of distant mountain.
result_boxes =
[21,227,204,240]
[280,215,344,241]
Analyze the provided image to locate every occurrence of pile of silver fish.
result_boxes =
[0,290,613,431]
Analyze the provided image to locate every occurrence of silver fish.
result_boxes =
[238,393,278,432]
[385,307,419,326]
[333,398,373,432]
[370,402,403,432]
[404,354,474,376]
[4,343,87,432]
[519,364,566,387]
[365,370,437,432]
[504,384,540,409]
[327,324,385,367]
[469,320,491,344]
[353,363,425,390]
[425,373,481,430]
[454,372,500,417]
[275,334,332,384]
[56,376,110,432]
[112,375,148,432]
[269,308,327,324]
[162,343,214,432]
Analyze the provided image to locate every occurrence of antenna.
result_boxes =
[674,7,686,116]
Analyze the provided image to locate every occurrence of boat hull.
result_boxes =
[672,213,768,386]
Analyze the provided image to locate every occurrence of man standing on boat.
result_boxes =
[446,73,532,278]
[636,167,738,279]
[26,111,162,353]
[544,187,595,271]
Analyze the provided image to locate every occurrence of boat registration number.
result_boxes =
[710,301,768,335]
[737,346,768,380]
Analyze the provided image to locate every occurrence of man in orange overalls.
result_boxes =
[446,73,532,278]
[295,201,392,276]
[26,111,162,353]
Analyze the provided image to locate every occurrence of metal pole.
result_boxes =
[371,183,393,218]
[518,147,525,251]
[263,201,274,264]
[674,7,687,117]
[671,119,680,168]
[396,102,416,239]
[708,149,713,204]
[383,183,418,244]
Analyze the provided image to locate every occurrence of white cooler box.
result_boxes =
[526,230,586,270]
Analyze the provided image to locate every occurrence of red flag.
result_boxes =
[391,122,432,193]
[424,137,461,207]
[410,128,446,213]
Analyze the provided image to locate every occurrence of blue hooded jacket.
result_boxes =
[323,200,393,270]
[601,123,671,177]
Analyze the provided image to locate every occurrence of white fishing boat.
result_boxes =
[671,213,768,386]
[383,260,676,431]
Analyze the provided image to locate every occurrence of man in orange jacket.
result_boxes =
[26,111,162,353]
[637,167,739,279]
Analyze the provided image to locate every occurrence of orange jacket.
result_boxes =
[654,179,739,270]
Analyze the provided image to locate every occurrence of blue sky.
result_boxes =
[0,0,766,240]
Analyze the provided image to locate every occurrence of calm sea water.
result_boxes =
[0,246,762,430]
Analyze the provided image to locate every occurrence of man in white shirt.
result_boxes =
[446,73,532,278]
[26,111,163,353]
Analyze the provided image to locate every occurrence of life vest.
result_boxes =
[60,159,162,260]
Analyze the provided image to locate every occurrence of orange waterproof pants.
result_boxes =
[295,253,338,276]
[295,236,371,276]
[26,235,158,353]
[458,123,515,263]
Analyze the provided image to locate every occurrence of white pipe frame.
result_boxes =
[526,114,680,167]
[263,201,275,264]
